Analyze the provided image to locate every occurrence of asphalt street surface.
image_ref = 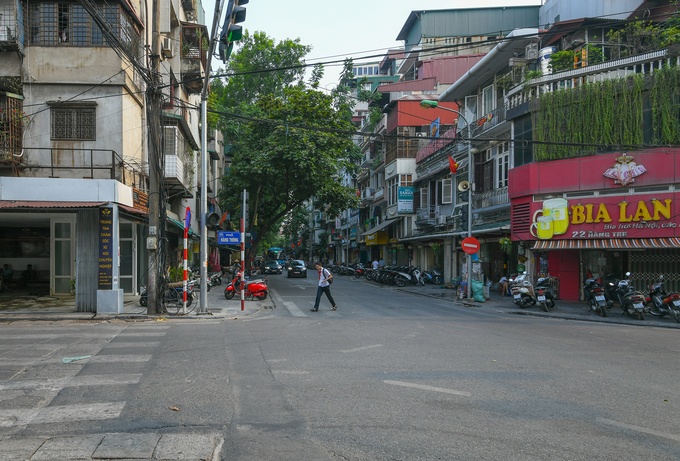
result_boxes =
[0,273,678,460]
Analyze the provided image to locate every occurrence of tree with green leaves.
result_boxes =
[209,31,360,265]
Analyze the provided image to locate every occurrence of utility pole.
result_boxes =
[147,0,163,314]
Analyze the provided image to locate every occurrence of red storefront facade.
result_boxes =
[509,149,680,301]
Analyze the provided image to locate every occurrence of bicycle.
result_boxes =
[161,279,197,315]
[140,277,197,315]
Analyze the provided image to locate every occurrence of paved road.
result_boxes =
[0,274,679,460]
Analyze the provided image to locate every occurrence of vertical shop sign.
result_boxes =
[398,186,415,213]
[98,207,114,289]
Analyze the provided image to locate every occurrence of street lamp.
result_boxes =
[420,99,474,300]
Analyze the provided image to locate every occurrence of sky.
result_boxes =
[206,0,544,89]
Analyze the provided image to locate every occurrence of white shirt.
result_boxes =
[318,268,332,287]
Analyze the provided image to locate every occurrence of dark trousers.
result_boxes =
[314,285,335,309]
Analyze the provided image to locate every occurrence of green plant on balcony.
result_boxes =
[495,73,514,92]
[524,69,543,82]
[548,50,576,73]
[533,72,651,160]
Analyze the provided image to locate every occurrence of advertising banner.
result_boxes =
[518,194,679,241]
[397,186,414,213]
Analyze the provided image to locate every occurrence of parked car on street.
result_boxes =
[263,260,282,275]
[287,259,307,278]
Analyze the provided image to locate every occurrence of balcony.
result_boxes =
[361,187,374,201]
[0,1,23,53]
[507,50,673,112]
[180,24,208,94]
[473,186,508,210]
[0,147,147,189]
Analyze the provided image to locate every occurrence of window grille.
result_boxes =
[51,106,96,140]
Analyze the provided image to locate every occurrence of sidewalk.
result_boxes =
[0,291,265,322]
[396,282,680,329]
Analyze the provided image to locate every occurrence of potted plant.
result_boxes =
[499,237,512,255]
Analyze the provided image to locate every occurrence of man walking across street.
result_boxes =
[311,261,337,312]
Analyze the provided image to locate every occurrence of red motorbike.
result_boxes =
[224,272,268,300]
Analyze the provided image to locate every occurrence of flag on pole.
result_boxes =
[448,156,458,174]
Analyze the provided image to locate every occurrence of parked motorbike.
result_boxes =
[647,275,680,322]
[583,277,610,317]
[422,268,443,285]
[510,272,535,308]
[408,266,426,286]
[353,263,366,278]
[208,271,222,286]
[224,272,268,300]
[534,275,557,312]
[609,272,647,320]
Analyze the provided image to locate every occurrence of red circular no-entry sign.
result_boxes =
[461,237,481,255]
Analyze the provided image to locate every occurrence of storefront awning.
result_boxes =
[167,217,199,239]
[361,217,402,236]
[532,238,680,251]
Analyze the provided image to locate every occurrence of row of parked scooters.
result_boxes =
[583,272,680,321]
[328,263,444,287]
[509,272,558,312]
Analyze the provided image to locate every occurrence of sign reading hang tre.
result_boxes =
[528,195,678,240]
[98,207,114,290]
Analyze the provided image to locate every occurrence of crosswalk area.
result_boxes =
[0,324,165,432]
[0,323,226,460]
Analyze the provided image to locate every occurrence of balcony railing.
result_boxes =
[473,186,508,210]
[508,50,673,111]
[3,147,147,189]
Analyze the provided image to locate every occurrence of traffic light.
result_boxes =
[219,0,249,63]
[206,212,220,229]
[458,205,469,232]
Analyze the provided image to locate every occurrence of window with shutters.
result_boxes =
[441,178,452,204]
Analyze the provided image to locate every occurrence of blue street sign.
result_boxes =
[217,231,240,245]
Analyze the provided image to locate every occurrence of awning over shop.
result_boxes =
[532,238,680,251]
[167,216,199,239]
[361,217,402,236]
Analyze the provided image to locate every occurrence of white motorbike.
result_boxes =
[510,272,536,309]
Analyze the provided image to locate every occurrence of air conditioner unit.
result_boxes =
[437,216,447,225]
[416,132,427,138]
[525,43,539,60]
[161,37,174,58]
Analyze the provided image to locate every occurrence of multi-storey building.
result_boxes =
[351,5,540,268]
[0,0,219,311]
[419,0,680,299]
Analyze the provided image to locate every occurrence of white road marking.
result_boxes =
[271,288,308,317]
[384,380,472,397]
[0,402,125,427]
[283,302,307,317]
[341,344,384,354]
[272,370,310,375]
[597,418,680,443]
[104,342,160,348]
[0,374,142,391]
[32,402,126,425]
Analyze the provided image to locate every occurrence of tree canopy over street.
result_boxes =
[209,31,361,262]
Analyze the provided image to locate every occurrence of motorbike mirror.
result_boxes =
[523,271,528,275]
[625,271,631,277]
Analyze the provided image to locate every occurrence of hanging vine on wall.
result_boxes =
[532,68,660,161]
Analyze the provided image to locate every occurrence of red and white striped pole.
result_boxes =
[183,207,191,314]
